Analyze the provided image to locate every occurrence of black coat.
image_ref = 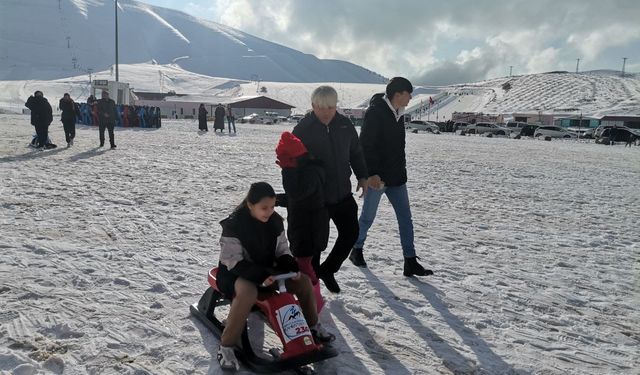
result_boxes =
[59,98,80,123]
[292,112,367,205]
[97,98,117,124]
[359,93,408,186]
[25,96,53,126]
[214,106,226,129]
[282,156,330,258]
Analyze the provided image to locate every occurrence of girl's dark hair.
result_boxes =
[386,77,413,99]
[234,182,276,212]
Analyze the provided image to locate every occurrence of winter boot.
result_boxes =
[310,322,335,343]
[217,346,240,371]
[348,247,367,268]
[318,267,340,293]
[403,256,433,277]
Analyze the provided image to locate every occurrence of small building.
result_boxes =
[92,80,131,105]
[554,115,600,128]
[133,92,295,119]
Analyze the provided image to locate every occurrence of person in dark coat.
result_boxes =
[292,86,368,293]
[275,131,329,286]
[59,93,80,147]
[215,182,334,371]
[214,104,226,132]
[198,103,208,131]
[349,77,433,277]
[96,90,117,148]
[25,90,55,149]
[226,105,236,133]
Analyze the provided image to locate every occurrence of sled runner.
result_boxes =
[190,268,338,373]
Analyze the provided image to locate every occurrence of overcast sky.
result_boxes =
[140,0,640,85]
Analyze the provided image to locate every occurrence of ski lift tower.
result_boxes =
[92,79,131,105]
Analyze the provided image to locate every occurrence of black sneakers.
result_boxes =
[318,268,340,293]
[348,247,367,268]
[403,256,433,277]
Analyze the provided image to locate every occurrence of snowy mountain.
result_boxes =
[0,0,386,83]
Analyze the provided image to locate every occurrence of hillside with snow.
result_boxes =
[0,0,385,83]
[1,62,639,119]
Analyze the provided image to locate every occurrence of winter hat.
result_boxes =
[276,131,307,168]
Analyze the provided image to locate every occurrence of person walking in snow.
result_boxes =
[59,93,80,147]
[291,86,368,293]
[96,90,117,148]
[348,77,433,277]
[198,103,208,131]
[25,90,55,149]
[275,131,329,307]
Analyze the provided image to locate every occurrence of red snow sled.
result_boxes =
[190,268,337,373]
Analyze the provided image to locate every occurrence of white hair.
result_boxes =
[311,86,338,108]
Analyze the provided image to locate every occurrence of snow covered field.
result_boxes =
[1,115,638,375]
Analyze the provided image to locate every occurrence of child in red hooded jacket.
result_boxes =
[275,132,329,292]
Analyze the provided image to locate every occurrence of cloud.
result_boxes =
[145,0,640,84]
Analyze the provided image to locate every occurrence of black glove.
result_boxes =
[275,193,288,208]
[275,255,299,273]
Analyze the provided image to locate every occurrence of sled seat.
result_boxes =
[207,267,279,305]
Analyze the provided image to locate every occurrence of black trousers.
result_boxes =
[62,120,75,143]
[34,124,49,147]
[317,195,359,274]
[99,121,115,146]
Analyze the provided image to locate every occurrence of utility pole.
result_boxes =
[621,57,628,77]
[66,36,71,49]
[576,58,580,73]
[88,68,93,84]
[115,0,119,82]
[509,66,513,77]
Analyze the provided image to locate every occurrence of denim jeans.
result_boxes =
[354,184,415,257]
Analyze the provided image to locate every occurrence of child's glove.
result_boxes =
[275,254,299,273]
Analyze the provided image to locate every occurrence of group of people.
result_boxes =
[214,77,433,371]
[198,103,236,133]
[25,90,119,149]
[82,95,162,129]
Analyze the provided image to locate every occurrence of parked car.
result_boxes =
[506,121,529,130]
[517,124,540,137]
[453,122,469,132]
[566,127,595,139]
[593,125,630,139]
[465,122,511,136]
[595,128,639,144]
[407,120,440,133]
[240,113,260,123]
[533,126,578,139]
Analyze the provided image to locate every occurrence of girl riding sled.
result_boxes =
[215,182,335,371]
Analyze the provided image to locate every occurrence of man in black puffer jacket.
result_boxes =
[292,86,368,293]
[25,90,54,149]
[349,77,433,277]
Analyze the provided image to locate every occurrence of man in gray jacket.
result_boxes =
[292,86,368,293]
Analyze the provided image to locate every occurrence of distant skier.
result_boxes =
[59,93,80,147]
[96,90,117,149]
[25,90,55,149]
[198,103,208,131]
[214,104,226,132]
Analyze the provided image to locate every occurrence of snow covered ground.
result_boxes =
[1,115,639,375]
